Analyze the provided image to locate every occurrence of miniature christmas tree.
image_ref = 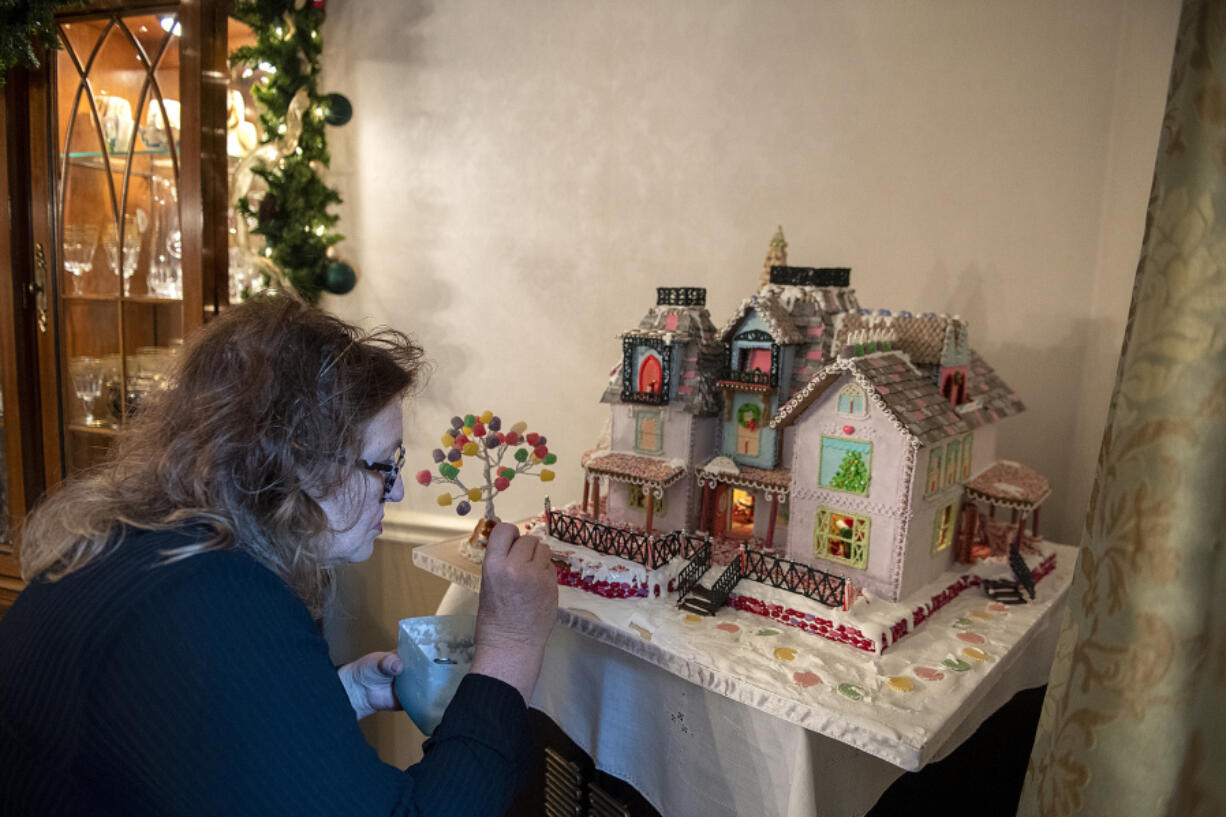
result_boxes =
[415,411,556,519]
[829,450,868,493]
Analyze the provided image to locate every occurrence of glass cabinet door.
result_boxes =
[54,12,187,473]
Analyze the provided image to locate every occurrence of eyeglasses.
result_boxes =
[355,444,405,501]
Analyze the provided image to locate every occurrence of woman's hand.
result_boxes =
[470,522,559,703]
[337,651,404,720]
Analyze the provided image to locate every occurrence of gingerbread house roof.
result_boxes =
[696,456,792,497]
[718,294,805,345]
[831,311,967,365]
[965,460,1050,510]
[770,350,1023,446]
[582,451,687,489]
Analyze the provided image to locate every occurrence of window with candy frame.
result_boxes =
[943,439,960,487]
[634,409,663,454]
[959,432,974,479]
[627,483,665,515]
[837,383,868,416]
[818,436,872,496]
[925,447,943,495]
[814,507,870,569]
[932,501,958,555]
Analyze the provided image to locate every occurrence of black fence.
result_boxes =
[741,549,845,608]
[546,509,707,570]
[546,508,846,609]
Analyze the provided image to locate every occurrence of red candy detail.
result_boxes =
[526,432,540,446]
[505,431,519,445]
[472,422,485,436]
[494,476,510,491]
[415,469,432,486]
[534,444,549,459]
[843,425,855,435]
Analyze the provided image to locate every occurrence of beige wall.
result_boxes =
[318,0,1181,762]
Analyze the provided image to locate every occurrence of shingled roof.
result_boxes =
[770,350,1024,446]
[831,311,968,365]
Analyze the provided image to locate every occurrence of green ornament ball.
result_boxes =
[324,93,353,126]
[322,260,357,294]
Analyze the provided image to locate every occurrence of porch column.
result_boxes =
[959,501,978,563]
[1031,506,1041,537]
[644,485,655,534]
[581,473,591,515]
[699,482,714,533]
[592,477,601,519]
[765,494,779,550]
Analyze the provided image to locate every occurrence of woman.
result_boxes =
[0,295,558,816]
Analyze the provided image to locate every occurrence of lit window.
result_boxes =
[932,501,958,555]
[814,507,870,568]
[959,433,974,479]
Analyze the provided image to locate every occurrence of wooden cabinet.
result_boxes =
[1,1,256,613]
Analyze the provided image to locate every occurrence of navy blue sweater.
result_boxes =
[0,527,531,815]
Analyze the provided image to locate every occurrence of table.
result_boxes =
[415,534,1074,817]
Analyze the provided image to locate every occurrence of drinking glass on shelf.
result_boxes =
[69,356,105,427]
[63,224,100,295]
[149,175,182,299]
[102,217,144,296]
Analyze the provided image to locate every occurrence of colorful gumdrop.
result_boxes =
[510,421,527,435]
[446,449,462,462]
[534,445,548,459]
[449,416,463,429]
[467,488,482,502]
[543,453,557,465]
[462,441,478,456]
[526,432,540,446]
[431,449,445,463]
[437,493,452,506]
[488,416,501,431]
[514,448,529,462]
[494,476,510,491]
[415,469,433,486]
[480,410,493,424]
[485,433,500,448]
[455,500,471,516]
[540,469,555,482]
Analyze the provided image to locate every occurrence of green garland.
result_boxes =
[230,0,350,303]
[0,1,82,85]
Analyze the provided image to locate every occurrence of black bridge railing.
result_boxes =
[674,540,711,606]
[707,559,745,611]
[741,549,845,608]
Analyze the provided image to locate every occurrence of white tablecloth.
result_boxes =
[437,582,1062,817]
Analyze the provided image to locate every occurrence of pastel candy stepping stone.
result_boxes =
[886,676,915,692]
[716,623,741,633]
[987,603,1008,613]
[957,632,985,644]
[963,647,992,662]
[683,614,703,623]
[756,629,781,636]
[971,611,994,621]
[953,617,976,630]
[837,682,867,701]
[774,647,797,661]
[915,667,945,681]
[942,658,972,672]
[793,671,822,688]
[630,623,652,642]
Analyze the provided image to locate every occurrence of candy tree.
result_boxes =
[415,411,557,519]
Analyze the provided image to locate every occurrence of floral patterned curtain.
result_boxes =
[1017,2,1226,815]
